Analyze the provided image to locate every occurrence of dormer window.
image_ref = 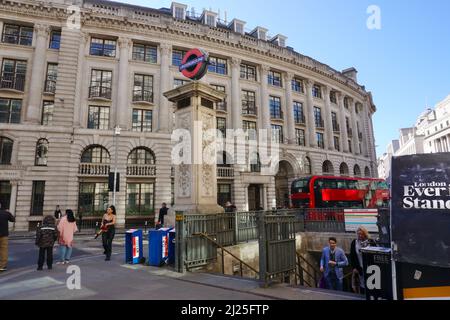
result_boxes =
[236,23,244,35]
[202,10,218,28]
[250,27,268,41]
[228,19,246,35]
[270,34,287,47]
[171,2,187,20]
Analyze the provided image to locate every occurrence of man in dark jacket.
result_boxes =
[158,203,169,227]
[0,205,15,272]
[35,215,58,271]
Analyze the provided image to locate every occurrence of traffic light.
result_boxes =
[108,172,120,192]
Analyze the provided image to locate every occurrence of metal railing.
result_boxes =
[242,105,257,116]
[79,163,110,176]
[44,79,56,94]
[0,73,25,91]
[126,164,156,177]
[295,114,306,125]
[295,252,320,287]
[132,90,153,103]
[89,86,112,100]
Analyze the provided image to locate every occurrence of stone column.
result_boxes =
[350,100,359,155]
[338,92,349,153]
[9,181,18,231]
[323,86,334,150]
[361,101,370,157]
[26,24,50,124]
[260,65,270,131]
[284,72,295,144]
[231,57,242,130]
[158,43,172,133]
[305,80,316,148]
[116,37,131,129]
[73,32,89,127]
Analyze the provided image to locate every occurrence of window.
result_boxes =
[0,181,11,210]
[235,23,244,35]
[332,112,339,132]
[217,184,232,207]
[173,78,190,88]
[78,182,109,216]
[334,136,340,151]
[217,117,227,138]
[268,70,282,87]
[90,37,116,57]
[132,43,157,63]
[348,140,352,153]
[172,49,187,66]
[317,132,325,149]
[242,90,257,115]
[304,157,312,175]
[293,102,305,124]
[295,129,305,146]
[292,78,304,93]
[354,165,361,177]
[208,56,227,75]
[174,7,185,19]
[89,70,112,99]
[2,24,33,46]
[240,64,257,81]
[206,14,216,27]
[211,85,226,111]
[133,74,153,103]
[132,109,152,132]
[330,91,337,104]
[0,137,13,165]
[346,117,352,137]
[126,183,155,216]
[312,85,322,99]
[270,96,282,119]
[35,139,49,166]
[250,153,261,173]
[49,30,61,50]
[344,97,350,109]
[128,148,155,165]
[88,106,110,130]
[1,59,27,91]
[81,146,110,163]
[31,181,45,216]
[0,98,22,124]
[44,63,58,94]
[314,107,323,128]
[271,124,283,143]
[243,121,257,140]
[41,101,54,126]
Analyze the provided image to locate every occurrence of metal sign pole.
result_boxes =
[175,211,186,273]
[113,126,120,206]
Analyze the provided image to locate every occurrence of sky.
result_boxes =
[112,0,450,157]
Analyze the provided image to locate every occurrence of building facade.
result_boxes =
[0,0,377,231]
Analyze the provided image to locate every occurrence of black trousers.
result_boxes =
[102,229,115,258]
[38,247,53,268]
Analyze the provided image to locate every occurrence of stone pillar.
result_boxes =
[266,178,276,210]
[361,101,370,157]
[159,43,172,133]
[305,80,316,148]
[9,181,18,231]
[323,86,334,150]
[260,65,270,131]
[350,99,359,155]
[284,72,295,144]
[116,37,131,129]
[164,82,226,215]
[26,24,50,124]
[338,92,349,153]
[73,32,89,127]
[231,57,242,130]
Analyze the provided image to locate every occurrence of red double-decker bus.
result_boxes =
[290,176,390,209]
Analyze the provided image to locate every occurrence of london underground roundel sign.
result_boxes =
[179,48,209,80]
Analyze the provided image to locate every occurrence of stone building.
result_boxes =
[0,0,377,231]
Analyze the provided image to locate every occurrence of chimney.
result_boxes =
[342,67,358,83]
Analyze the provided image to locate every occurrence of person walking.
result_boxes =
[0,204,15,272]
[320,237,349,291]
[35,216,58,271]
[101,205,116,261]
[350,226,376,294]
[224,201,237,213]
[157,203,169,227]
[57,209,78,265]
[54,205,62,220]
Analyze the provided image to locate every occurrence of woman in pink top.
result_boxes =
[57,209,78,264]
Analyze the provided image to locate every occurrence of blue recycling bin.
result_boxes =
[125,229,143,264]
[148,227,173,267]
[168,229,176,265]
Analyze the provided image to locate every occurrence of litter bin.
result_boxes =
[148,227,173,267]
[125,229,143,265]
[361,246,393,300]
[168,229,176,265]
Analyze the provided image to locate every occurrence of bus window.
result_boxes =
[292,178,310,193]
[357,180,370,190]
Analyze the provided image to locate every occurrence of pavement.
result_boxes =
[0,235,363,300]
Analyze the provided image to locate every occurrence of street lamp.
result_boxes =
[113,125,121,206]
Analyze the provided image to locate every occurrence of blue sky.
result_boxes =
[114,0,450,157]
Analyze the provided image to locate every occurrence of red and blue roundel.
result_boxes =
[179,48,209,80]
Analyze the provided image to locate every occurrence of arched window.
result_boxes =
[81,145,110,163]
[322,160,334,175]
[339,162,349,176]
[364,166,371,178]
[250,153,261,173]
[302,156,311,175]
[35,139,49,166]
[128,148,155,165]
[354,164,361,177]
[0,136,13,165]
